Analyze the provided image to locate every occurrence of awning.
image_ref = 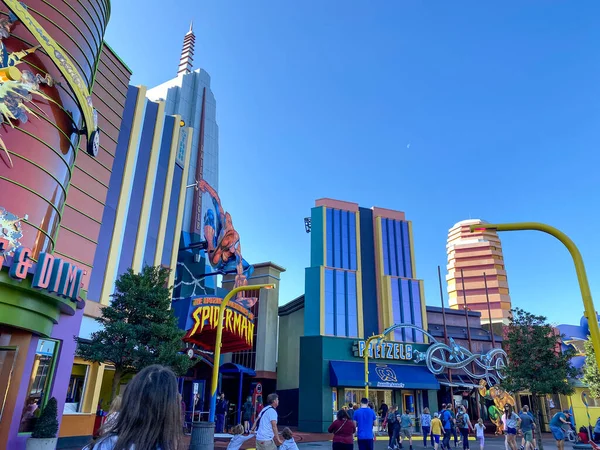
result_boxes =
[220,363,256,376]
[329,361,439,390]
[437,374,480,389]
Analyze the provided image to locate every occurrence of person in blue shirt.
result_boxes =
[549,410,571,450]
[441,404,455,450]
[353,398,378,450]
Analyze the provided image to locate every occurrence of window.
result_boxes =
[0,346,18,422]
[64,364,90,413]
[19,339,59,433]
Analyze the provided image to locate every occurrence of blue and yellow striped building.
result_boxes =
[278,198,439,432]
[71,85,194,440]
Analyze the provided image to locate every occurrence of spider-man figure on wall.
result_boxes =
[198,179,255,307]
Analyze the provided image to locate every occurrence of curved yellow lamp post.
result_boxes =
[469,222,600,368]
[364,333,384,398]
[209,283,275,422]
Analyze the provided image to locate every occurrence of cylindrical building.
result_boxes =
[0,1,112,448]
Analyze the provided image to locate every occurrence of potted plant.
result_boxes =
[26,397,59,450]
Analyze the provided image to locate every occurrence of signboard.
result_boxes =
[352,339,430,364]
[184,296,255,353]
[1,244,83,302]
[176,128,187,167]
[193,382,199,395]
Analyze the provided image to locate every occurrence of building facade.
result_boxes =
[446,219,512,325]
[146,25,219,260]
[60,87,194,447]
[0,1,116,448]
[278,199,436,433]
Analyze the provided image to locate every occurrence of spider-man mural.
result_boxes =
[198,180,255,308]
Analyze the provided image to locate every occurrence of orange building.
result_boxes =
[446,219,512,324]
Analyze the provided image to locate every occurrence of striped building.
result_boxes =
[279,198,436,433]
[65,87,194,446]
[446,219,512,324]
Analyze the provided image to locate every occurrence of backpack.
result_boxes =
[387,411,397,424]
[456,412,465,429]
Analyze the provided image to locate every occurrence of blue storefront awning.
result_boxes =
[220,362,256,376]
[329,361,439,390]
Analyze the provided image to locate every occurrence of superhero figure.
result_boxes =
[198,180,255,307]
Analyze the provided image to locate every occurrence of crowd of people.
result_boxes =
[81,367,592,450]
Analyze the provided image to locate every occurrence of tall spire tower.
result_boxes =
[178,21,195,76]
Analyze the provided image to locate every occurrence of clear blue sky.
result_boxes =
[105,1,600,326]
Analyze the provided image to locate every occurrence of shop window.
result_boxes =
[64,363,90,413]
[18,339,59,433]
[0,346,18,422]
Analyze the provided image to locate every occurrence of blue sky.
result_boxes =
[105,1,600,326]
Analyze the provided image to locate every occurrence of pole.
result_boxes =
[438,266,454,404]
[208,283,275,423]
[237,372,244,425]
[364,334,383,399]
[460,269,475,378]
[470,222,600,368]
[483,272,496,347]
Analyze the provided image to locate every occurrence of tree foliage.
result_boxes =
[31,397,58,439]
[77,266,193,401]
[582,339,600,398]
[502,307,578,396]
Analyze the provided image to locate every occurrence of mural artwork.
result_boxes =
[477,380,517,435]
[197,179,255,308]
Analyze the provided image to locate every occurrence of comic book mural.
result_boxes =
[479,380,516,435]
[173,179,256,352]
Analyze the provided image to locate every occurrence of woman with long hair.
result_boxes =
[503,404,521,450]
[86,365,183,450]
[104,395,122,429]
[421,407,433,448]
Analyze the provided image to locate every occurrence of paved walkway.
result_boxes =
[65,432,575,450]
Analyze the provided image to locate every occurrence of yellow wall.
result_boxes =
[570,387,600,429]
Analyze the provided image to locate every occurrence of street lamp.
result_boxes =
[208,283,275,423]
[364,333,384,398]
[469,222,600,368]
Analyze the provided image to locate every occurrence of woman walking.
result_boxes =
[85,365,183,450]
[421,408,433,448]
[503,404,521,450]
[328,409,356,450]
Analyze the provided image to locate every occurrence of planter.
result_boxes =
[25,437,58,450]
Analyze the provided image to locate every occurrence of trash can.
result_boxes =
[189,421,215,450]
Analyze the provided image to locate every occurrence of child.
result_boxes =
[431,413,443,450]
[227,424,255,450]
[280,427,299,450]
[475,418,486,450]
[578,426,590,444]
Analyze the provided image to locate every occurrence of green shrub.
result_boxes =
[31,397,58,439]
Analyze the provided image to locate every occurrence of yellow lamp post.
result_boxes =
[469,222,600,368]
[208,283,275,423]
[364,333,384,398]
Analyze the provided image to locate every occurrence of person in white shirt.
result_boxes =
[227,424,255,450]
[280,427,300,450]
[251,393,281,450]
[474,418,486,450]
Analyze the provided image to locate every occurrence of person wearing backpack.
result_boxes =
[387,405,399,450]
[456,405,473,450]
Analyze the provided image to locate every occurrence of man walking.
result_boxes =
[549,410,571,450]
[442,404,455,450]
[216,393,228,433]
[354,398,378,450]
[518,406,535,450]
[252,393,282,450]
[398,409,414,450]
